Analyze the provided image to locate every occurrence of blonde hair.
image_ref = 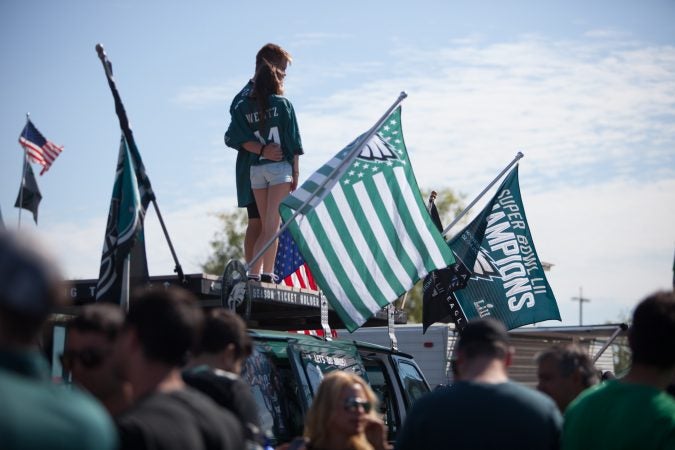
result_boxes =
[304,371,379,450]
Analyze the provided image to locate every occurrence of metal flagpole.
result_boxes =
[441,151,524,237]
[17,113,31,229]
[246,91,409,272]
[95,44,185,284]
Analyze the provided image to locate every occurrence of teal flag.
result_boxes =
[280,106,456,331]
[450,166,561,329]
[96,136,149,304]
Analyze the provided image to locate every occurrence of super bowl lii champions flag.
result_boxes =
[448,165,560,330]
[279,96,456,331]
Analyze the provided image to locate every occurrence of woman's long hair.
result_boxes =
[304,371,380,450]
[253,59,284,130]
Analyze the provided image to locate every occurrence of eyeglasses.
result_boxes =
[60,348,111,370]
[344,397,372,413]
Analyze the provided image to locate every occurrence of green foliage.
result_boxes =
[201,209,247,275]
[402,187,465,323]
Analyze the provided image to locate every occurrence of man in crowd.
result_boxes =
[0,230,117,450]
[63,303,132,415]
[184,308,262,447]
[113,286,245,450]
[396,318,562,450]
[562,290,675,449]
[536,343,599,412]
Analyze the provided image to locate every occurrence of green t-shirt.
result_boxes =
[225,82,303,207]
[563,379,675,450]
[0,349,118,450]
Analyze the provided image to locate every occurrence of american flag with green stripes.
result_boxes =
[280,106,455,331]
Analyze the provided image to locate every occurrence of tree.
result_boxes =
[201,209,247,275]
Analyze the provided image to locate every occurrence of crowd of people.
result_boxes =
[2,40,674,449]
[2,226,674,450]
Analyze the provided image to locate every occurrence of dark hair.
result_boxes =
[629,290,675,369]
[456,318,510,360]
[68,303,125,341]
[126,286,204,367]
[0,230,64,343]
[536,344,598,388]
[253,60,284,129]
[195,308,252,360]
[255,43,292,70]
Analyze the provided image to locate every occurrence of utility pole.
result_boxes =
[571,287,591,325]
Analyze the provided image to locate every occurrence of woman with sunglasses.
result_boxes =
[283,370,391,450]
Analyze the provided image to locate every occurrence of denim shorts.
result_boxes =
[250,161,293,189]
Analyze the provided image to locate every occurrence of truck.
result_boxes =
[52,271,430,446]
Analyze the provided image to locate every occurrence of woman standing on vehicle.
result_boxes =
[225,51,303,282]
[282,370,391,450]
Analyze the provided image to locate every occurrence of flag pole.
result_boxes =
[17,113,31,229]
[95,44,185,284]
[441,151,524,237]
[246,91,409,272]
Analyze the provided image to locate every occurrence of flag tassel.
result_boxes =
[247,91,409,273]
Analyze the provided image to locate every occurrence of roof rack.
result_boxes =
[61,272,408,331]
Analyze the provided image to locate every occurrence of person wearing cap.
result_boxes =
[396,318,562,450]
[0,230,117,450]
[562,291,675,450]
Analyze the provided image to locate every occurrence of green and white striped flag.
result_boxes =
[280,106,456,331]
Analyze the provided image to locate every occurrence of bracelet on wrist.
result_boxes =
[259,144,266,156]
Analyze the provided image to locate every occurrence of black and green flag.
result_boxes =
[14,162,42,225]
[449,166,561,329]
[96,136,150,305]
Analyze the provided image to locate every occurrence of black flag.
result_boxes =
[422,195,473,333]
[14,163,42,224]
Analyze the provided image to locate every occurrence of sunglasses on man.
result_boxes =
[60,347,111,371]
[344,397,372,413]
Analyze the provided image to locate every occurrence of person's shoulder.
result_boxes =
[2,374,117,450]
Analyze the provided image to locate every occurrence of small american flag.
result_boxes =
[18,120,63,175]
[274,228,318,290]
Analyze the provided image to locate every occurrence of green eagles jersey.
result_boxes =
[225,82,303,207]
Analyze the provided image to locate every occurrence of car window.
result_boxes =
[393,356,430,407]
[361,356,399,441]
[241,343,303,444]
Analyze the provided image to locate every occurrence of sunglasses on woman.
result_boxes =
[344,397,372,413]
[60,347,111,370]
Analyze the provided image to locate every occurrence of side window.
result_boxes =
[362,357,399,442]
[394,358,430,407]
[241,345,303,445]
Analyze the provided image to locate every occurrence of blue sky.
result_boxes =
[1,0,674,327]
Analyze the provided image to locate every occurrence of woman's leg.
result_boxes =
[260,182,291,275]
[250,187,269,276]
